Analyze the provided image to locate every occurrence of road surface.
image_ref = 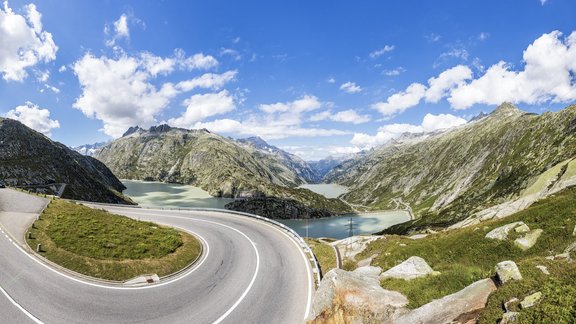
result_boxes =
[0,189,313,323]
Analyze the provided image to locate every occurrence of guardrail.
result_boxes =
[75,200,323,287]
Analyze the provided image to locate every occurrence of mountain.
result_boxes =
[308,155,352,180]
[236,136,320,183]
[94,125,351,215]
[328,103,576,233]
[0,118,131,204]
[73,142,107,156]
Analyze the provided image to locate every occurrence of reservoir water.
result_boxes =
[122,180,410,239]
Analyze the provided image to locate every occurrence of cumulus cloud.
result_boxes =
[372,83,427,117]
[72,49,221,137]
[192,95,349,140]
[433,46,469,68]
[175,70,237,92]
[105,14,129,46]
[339,81,362,94]
[351,113,466,148]
[167,91,235,128]
[5,102,60,136]
[425,65,473,102]
[310,109,370,124]
[369,45,395,58]
[0,2,57,81]
[449,30,576,109]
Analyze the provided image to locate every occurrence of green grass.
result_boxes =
[356,186,576,319]
[27,199,202,281]
[306,238,337,276]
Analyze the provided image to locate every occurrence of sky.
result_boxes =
[0,0,575,160]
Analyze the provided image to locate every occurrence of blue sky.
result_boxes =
[1,0,575,160]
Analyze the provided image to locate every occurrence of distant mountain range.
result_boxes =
[72,142,107,156]
[93,125,351,217]
[0,118,131,204]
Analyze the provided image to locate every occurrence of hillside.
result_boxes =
[0,118,131,204]
[94,125,351,214]
[327,103,576,233]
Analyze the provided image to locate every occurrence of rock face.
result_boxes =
[394,278,497,324]
[520,291,542,309]
[495,261,523,284]
[485,222,527,240]
[380,256,435,281]
[324,103,576,234]
[224,197,332,219]
[308,267,409,323]
[331,236,382,260]
[514,229,543,251]
[94,126,351,214]
[0,118,130,204]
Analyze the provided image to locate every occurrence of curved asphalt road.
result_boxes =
[0,189,313,323]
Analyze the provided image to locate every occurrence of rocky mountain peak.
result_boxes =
[149,124,172,133]
[490,102,523,118]
[122,126,142,137]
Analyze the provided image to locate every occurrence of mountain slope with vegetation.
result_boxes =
[327,103,576,233]
[0,118,131,204]
[95,125,350,215]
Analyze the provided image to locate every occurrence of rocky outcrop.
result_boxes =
[308,267,409,323]
[520,292,542,309]
[331,236,382,260]
[485,222,527,240]
[224,197,333,219]
[514,229,543,251]
[0,118,131,204]
[379,256,436,281]
[394,278,497,324]
[495,261,523,284]
[308,267,497,324]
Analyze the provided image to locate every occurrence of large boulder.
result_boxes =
[514,229,543,251]
[485,222,527,240]
[520,291,542,309]
[495,261,522,284]
[308,267,409,323]
[395,278,497,324]
[380,256,435,281]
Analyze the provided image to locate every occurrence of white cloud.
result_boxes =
[383,67,406,76]
[449,30,576,109]
[0,2,57,81]
[339,81,362,94]
[351,113,466,148]
[540,0,547,5]
[168,91,235,128]
[220,48,241,61]
[72,49,219,138]
[425,65,473,102]
[279,144,360,161]
[311,109,370,124]
[371,83,427,117]
[426,33,441,43]
[478,32,490,41]
[259,95,322,114]
[327,77,336,84]
[35,69,49,82]
[58,65,67,72]
[369,45,395,58]
[44,84,60,93]
[106,14,129,46]
[175,70,237,92]
[434,47,469,68]
[5,102,60,136]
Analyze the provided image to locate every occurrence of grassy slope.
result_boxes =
[355,186,576,322]
[27,199,202,281]
[306,238,337,276]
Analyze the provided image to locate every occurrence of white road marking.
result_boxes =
[0,285,43,324]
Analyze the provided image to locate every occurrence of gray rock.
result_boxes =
[514,229,543,251]
[409,234,429,240]
[555,252,571,260]
[504,297,519,312]
[356,254,378,268]
[501,311,520,323]
[520,291,542,309]
[485,222,526,240]
[380,256,435,281]
[572,225,576,236]
[352,266,382,278]
[564,241,576,254]
[395,278,497,324]
[308,268,408,323]
[535,265,550,275]
[514,224,531,233]
[495,261,523,284]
